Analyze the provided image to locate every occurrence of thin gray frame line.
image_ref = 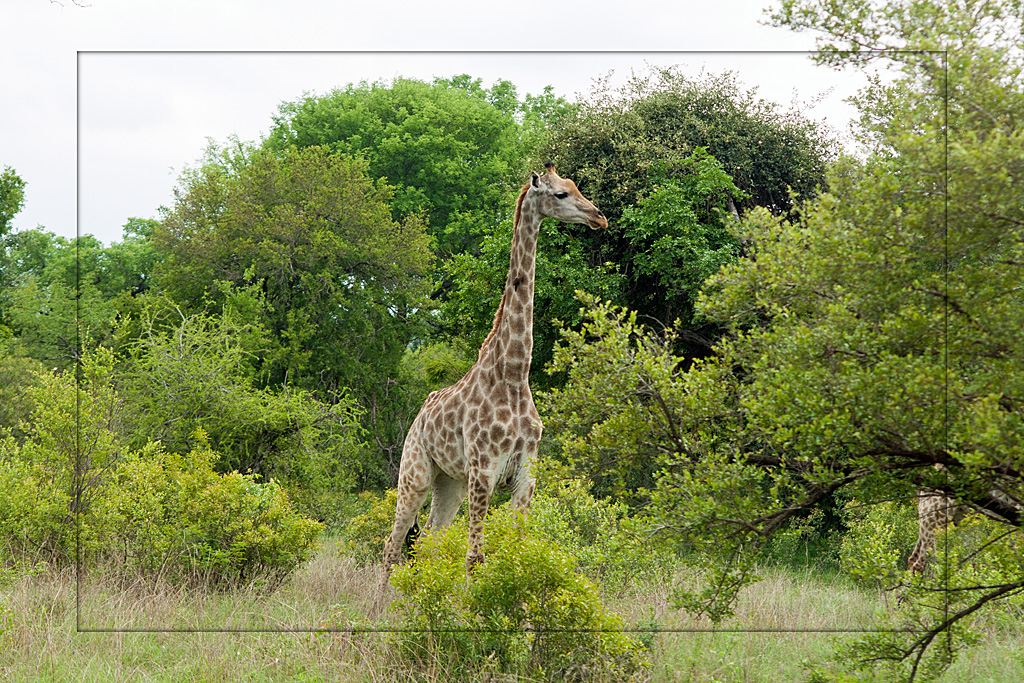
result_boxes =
[75,49,949,54]
[72,49,950,643]
[75,626,934,634]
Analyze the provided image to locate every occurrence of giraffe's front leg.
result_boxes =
[466,467,494,573]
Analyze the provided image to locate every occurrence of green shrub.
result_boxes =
[390,505,649,682]
[94,432,323,587]
[763,506,842,570]
[0,352,121,564]
[838,499,917,589]
[529,479,675,591]
[115,296,366,520]
[0,353,322,587]
[0,443,73,562]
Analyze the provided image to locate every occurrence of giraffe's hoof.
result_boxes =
[466,552,485,574]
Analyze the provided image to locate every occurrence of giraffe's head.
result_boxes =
[528,162,608,229]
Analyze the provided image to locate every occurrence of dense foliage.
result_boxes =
[154,144,433,398]
[116,292,367,518]
[265,75,568,260]
[537,2,1024,680]
[389,505,649,683]
[0,350,321,585]
[2,32,1021,677]
[443,68,832,385]
[150,144,433,485]
[0,166,26,238]
[533,68,833,330]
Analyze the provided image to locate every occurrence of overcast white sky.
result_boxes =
[2,0,873,247]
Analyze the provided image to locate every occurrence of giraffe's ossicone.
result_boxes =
[376,164,607,603]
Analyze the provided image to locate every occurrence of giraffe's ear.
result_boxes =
[530,171,541,188]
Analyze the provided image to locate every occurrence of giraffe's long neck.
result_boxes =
[477,190,540,385]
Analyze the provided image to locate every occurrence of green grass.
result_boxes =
[1,536,1021,682]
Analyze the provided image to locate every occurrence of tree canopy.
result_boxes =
[0,166,26,238]
[539,2,1024,680]
[153,144,433,398]
[265,76,568,260]
[443,68,832,388]
[4,44,1022,674]
[534,67,833,334]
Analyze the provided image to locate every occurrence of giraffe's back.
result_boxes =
[407,366,540,486]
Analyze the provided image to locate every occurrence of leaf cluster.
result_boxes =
[115,291,367,521]
[152,145,435,483]
[0,166,26,237]
[265,75,565,259]
[389,505,649,682]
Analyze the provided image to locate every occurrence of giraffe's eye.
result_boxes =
[554,191,569,199]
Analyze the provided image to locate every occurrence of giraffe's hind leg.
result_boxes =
[378,446,432,597]
[508,461,536,513]
[426,470,468,530]
[908,493,947,574]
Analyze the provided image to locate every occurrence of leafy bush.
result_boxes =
[389,505,649,682]
[0,445,73,562]
[94,433,322,586]
[834,510,1024,683]
[0,348,123,563]
[0,352,322,587]
[838,499,917,590]
[117,291,366,509]
[763,506,843,570]
[529,479,675,591]
[338,488,427,567]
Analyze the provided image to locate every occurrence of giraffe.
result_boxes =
[907,465,1020,574]
[907,490,964,575]
[376,163,607,598]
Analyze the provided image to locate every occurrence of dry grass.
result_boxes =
[607,564,885,633]
[76,539,385,631]
[0,538,1021,682]
[607,565,1024,683]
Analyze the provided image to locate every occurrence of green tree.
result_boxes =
[0,220,166,371]
[538,67,832,222]
[533,67,833,332]
[0,168,32,330]
[98,217,164,298]
[1,231,116,370]
[539,295,696,506]
[116,286,367,518]
[542,2,1024,679]
[618,148,748,326]
[152,144,433,485]
[0,166,26,237]
[265,75,570,260]
[444,68,831,387]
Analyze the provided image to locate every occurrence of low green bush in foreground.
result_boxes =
[0,353,321,588]
[389,505,649,682]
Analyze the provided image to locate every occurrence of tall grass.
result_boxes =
[1,537,1021,682]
